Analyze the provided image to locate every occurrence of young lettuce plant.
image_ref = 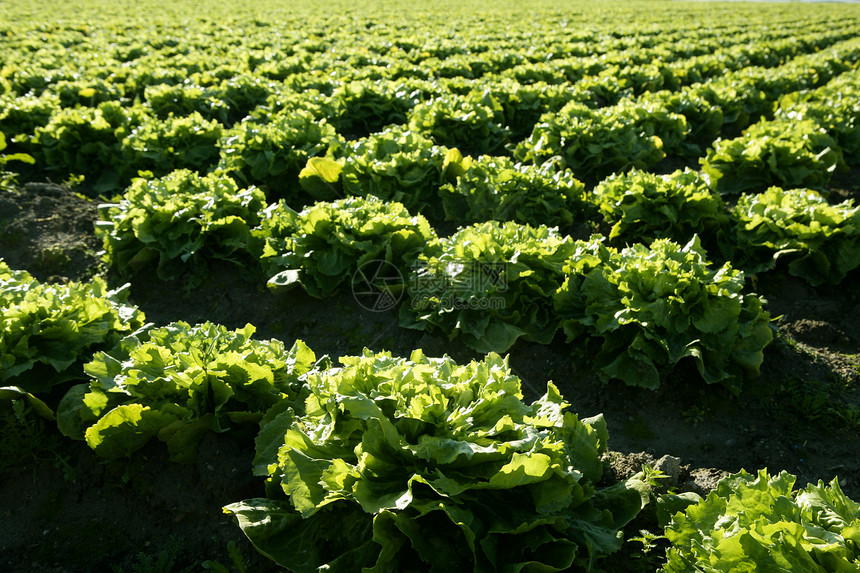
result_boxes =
[639,90,724,159]
[57,322,319,463]
[32,101,147,194]
[514,100,687,181]
[662,469,860,572]
[338,126,453,220]
[142,83,231,123]
[227,350,649,573]
[260,195,437,298]
[97,169,267,281]
[775,68,860,164]
[439,154,588,228]
[553,235,773,391]
[326,78,422,139]
[0,260,146,394]
[217,107,342,202]
[122,111,224,177]
[407,92,510,157]
[0,92,61,156]
[730,187,860,285]
[701,119,845,195]
[400,220,577,353]
[591,168,728,250]
[479,80,576,140]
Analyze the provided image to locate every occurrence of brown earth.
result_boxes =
[1,178,858,572]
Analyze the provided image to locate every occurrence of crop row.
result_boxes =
[702,67,860,195]
[1,23,859,195]
[2,3,853,104]
[2,259,858,571]
[88,161,859,391]
[516,39,860,181]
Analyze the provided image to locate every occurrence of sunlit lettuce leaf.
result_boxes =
[298,156,343,201]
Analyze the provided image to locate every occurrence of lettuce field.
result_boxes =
[2,0,860,570]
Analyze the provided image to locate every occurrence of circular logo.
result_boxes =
[351,259,405,312]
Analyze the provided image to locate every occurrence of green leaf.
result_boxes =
[664,469,860,572]
[0,386,54,420]
[266,269,301,292]
[224,499,377,573]
[159,413,215,464]
[254,400,298,476]
[298,157,343,201]
[442,147,472,178]
[4,152,36,164]
[84,404,180,459]
[56,383,91,439]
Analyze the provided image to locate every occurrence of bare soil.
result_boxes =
[1,177,858,572]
